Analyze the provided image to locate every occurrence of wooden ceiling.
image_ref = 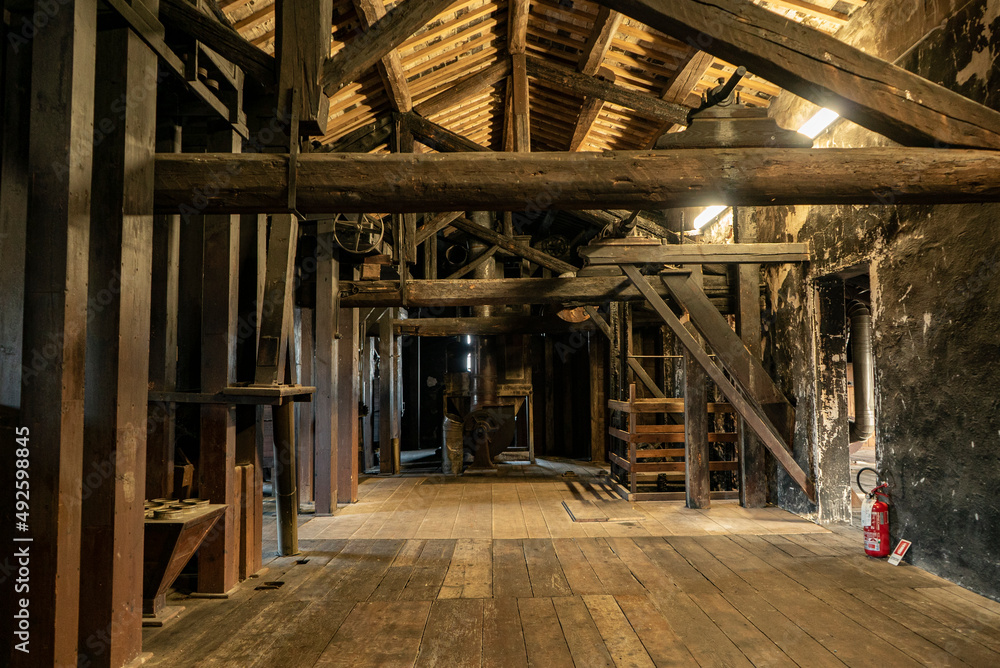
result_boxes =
[220,0,865,153]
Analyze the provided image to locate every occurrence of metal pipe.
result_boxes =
[470,335,499,410]
[271,400,299,555]
[849,301,876,442]
[469,211,497,318]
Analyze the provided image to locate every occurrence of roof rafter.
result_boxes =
[597,0,1000,148]
[321,0,454,98]
[569,7,624,151]
[352,0,414,112]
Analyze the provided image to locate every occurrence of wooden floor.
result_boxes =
[145,462,1000,667]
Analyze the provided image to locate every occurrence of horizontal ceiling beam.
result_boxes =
[154,148,1000,214]
[597,0,1000,149]
[339,273,735,309]
[580,242,811,264]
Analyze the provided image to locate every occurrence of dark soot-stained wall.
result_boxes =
[760,0,1000,599]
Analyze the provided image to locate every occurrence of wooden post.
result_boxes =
[78,24,157,667]
[314,221,340,513]
[734,207,768,507]
[589,333,607,463]
[255,214,299,386]
[684,321,710,509]
[379,309,399,474]
[360,326,375,473]
[338,302,360,504]
[276,0,331,136]
[236,213,266,578]
[544,335,555,455]
[296,307,315,505]
[511,53,531,152]
[148,123,182,500]
[12,1,97,665]
[198,125,241,594]
[0,17,30,411]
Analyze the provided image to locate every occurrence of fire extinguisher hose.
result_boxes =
[856,466,888,499]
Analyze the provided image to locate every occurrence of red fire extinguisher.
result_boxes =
[857,467,890,557]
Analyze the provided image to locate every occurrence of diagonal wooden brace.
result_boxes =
[660,272,796,448]
[621,265,815,503]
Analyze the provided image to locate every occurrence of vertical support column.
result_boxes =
[148,123,182,500]
[198,126,241,594]
[337,300,360,504]
[360,325,376,473]
[296,307,315,505]
[511,53,531,152]
[378,309,399,474]
[315,220,340,514]
[815,278,852,522]
[78,24,157,667]
[543,336,555,455]
[684,321,710,509]
[236,213,265,578]
[589,333,606,463]
[9,1,97,665]
[0,17,30,411]
[734,207,768,507]
[395,117,418,264]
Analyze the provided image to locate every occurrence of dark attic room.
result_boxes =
[2,0,1000,665]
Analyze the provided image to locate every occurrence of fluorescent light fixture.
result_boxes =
[692,205,728,230]
[798,108,840,139]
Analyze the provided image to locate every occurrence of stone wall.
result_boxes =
[760,0,1000,599]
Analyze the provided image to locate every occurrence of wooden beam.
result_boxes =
[444,245,499,280]
[395,315,597,337]
[589,334,607,462]
[378,310,399,474]
[255,214,299,385]
[341,274,735,312]
[154,147,1000,214]
[78,24,155,668]
[734,208,768,508]
[314,222,339,514]
[621,265,816,503]
[105,0,248,136]
[16,2,97,664]
[579,7,623,75]
[337,305,360,504]
[415,211,466,246]
[394,116,418,263]
[580,242,811,265]
[276,0,332,135]
[526,56,688,126]
[449,217,576,274]
[661,49,715,106]
[569,95,606,151]
[322,0,454,97]
[198,126,242,594]
[353,0,413,112]
[148,125,181,501]
[413,59,510,119]
[318,114,394,153]
[405,111,488,153]
[598,0,1000,149]
[511,53,531,152]
[160,0,276,84]
[684,322,710,509]
[508,0,529,55]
